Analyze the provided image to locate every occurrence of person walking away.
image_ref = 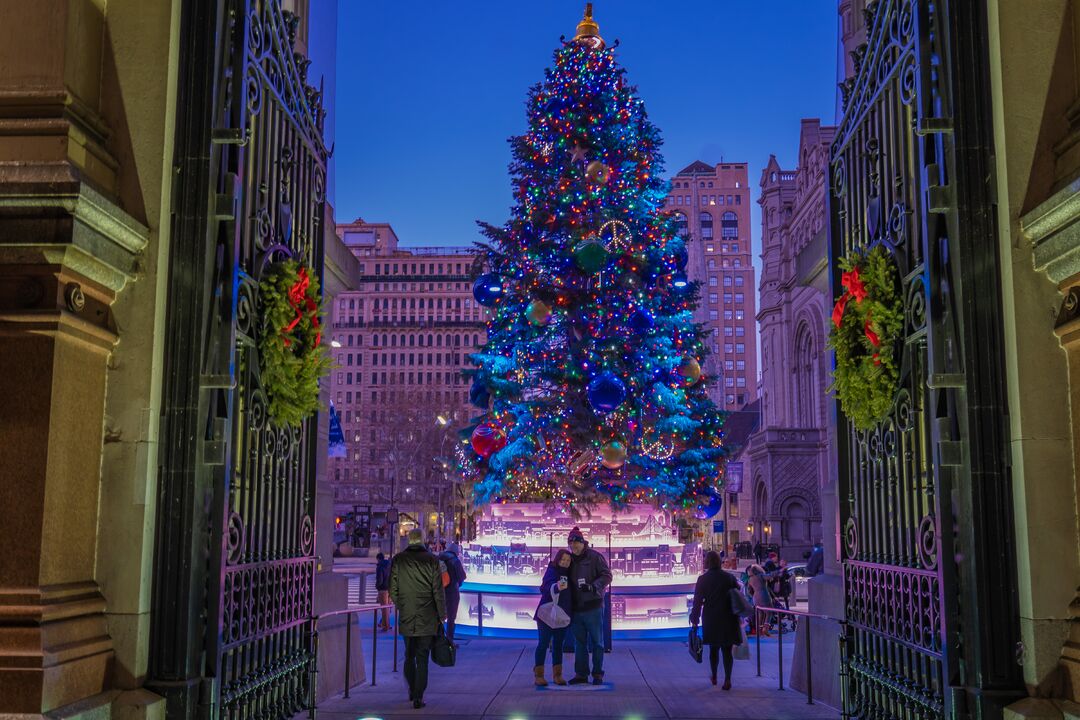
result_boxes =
[746,564,773,637]
[806,541,824,577]
[533,549,574,686]
[375,552,392,631]
[690,550,742,689]
[566,527,612,685]
[438,542,467,645]
[389,528,447,709]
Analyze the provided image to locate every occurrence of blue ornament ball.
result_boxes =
[694,492,723,520]
[630,308,655,333]
[472,273,504,306]
[674,246,689,270]
[587,372,627,414]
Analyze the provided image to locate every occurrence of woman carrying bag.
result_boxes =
[690,550,743,689]
[533,549,574,686]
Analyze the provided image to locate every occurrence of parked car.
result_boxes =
[786,563,810,602]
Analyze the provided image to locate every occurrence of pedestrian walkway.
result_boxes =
[307,632,839,720]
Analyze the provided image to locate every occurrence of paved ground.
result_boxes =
[307,629,839,720]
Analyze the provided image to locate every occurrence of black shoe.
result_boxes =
[413,699,425,709]
[568,675,589,685]
[591,674,604,686]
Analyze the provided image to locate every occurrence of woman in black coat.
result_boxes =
[690,550,742,688]
[533,549,574,686]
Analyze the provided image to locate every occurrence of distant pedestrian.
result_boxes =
[389,528,447,709]
[806,542,824,577]
[566,527,613,686]
[746,564,773,637]
[690,551,742,689]
[439,542,468,645]
[533,549,573,686]
[375,552,391,632]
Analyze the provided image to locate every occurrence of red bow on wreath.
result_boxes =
[283,266,321,348]
[832,266,882,365]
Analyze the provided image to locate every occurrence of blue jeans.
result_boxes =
[534,621,568,667]
[570,607,604,678]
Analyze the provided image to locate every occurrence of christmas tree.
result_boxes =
[463,5,726,511]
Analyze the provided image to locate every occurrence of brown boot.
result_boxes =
[552,664,567,685]
[533,665,548,686]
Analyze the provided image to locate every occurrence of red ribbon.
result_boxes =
[282,266,320,348]
[832,265,881,362]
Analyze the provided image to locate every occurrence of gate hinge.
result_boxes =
[916,117,953,135]
[215,172,240,221]
[201,374,235,389]
[927,373,965,389]
[212,127,251,146]
[938,440,963,466]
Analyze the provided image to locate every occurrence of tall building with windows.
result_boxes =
[329,219,485,520]
[664,161,758,412]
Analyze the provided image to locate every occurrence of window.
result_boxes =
[731,243,739,252]
[673,211,689,237]
[735,310,745,320]
[733,259,742,267]
[727,195,733,205]
[735,293,744,304]
[709,310,719,321]
[706,245,714,253]
[707,181,713,188]
[735,276,744,287]
[708,259,716,269]
[725,343,734,353]
[709,276,718,287]
[735,327,745,337]
[735,195,741,205]
[737,377,746,387]
[725,377,735,387]
[718,195,725,205]
[676,196,683,205]
[737,394,745,404]
[724,293,733,304]
[736,360,745,371]
[709,293,718,304]
[699,211,714,239]
[721,211,738,239]
[736,343,745,354]
[724,310,733,320]
[726,394,735,404]
[724,327,733,336]
[725,360,734,371]
[724,276,733,287]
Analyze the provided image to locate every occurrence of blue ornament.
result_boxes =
[469,378,491,409]
[673,246,689,270]
[630,308,654,332]
[472,273,504,306]
[588,372,627,414]
[694,492,723,520]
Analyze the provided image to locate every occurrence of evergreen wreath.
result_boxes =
[258,259,333,427]
[827,244,904,431]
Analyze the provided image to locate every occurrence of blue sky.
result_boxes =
[332,1,839,259]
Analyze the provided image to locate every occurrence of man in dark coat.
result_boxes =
[389,528,447,709]
[566,527,613,685]
[375,552,391,631]
[438,542,467,645]
[690,550,742,689]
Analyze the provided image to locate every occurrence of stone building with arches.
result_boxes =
[742,119,836,561]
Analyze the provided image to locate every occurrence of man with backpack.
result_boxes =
[438,542,467,645]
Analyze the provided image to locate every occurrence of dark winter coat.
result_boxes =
[375,558,390,591]
[438,550,467,592]
[534,564,574,619]
[568,544,613,612]
[690,568,742,646]
[389,544,446,637]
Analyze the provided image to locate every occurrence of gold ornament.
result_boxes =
[526,299,551,325]
[601,440,627,469]
[585,160,611,185]
[678,356,702,386]
[574,3,605,50]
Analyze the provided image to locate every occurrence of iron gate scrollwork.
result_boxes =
[831,1,1022,718]
[151,1,328,718]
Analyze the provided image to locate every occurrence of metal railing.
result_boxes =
[309,603,398,719]
[752,604,842,705]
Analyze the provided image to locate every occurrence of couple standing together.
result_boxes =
[532,527,613,687]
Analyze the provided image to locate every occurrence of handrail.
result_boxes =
[751,604,843,706]
[309,603,398,720]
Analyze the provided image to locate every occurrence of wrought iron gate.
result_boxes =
[151,1,327,718]
[831,1,1023,718]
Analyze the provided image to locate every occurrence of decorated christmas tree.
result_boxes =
[463,5,726,511]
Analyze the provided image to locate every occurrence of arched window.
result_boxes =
[722,211,738,238]
[794,323,818,427]
[391,335,397,347]
[699,211,714,239]
[782,500,809,544]
[437,335,443,347]
[673,211,689,238]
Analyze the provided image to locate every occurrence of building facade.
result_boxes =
[663,162,758,412]
[329,220,485,533]
[741,120,836,562]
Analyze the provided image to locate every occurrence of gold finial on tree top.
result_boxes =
[574,3,605,49]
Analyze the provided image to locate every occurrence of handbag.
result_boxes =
[733,624,750,661]
[432,624,456,667]
[536,585,571,629]
[730,587,753,617]
[688,627,703,663]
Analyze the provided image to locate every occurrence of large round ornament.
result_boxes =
[573,239,609,274]
[587,372,627,414]
[694,491,723,520]
[678,356,702,386]
[472,273,504,306]
[630,308,654,332]
[526,299,551,325]
[600,440,627,469]
[585,160,612,185]
[471,423,507,459]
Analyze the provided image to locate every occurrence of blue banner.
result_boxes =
[328,400,346,458]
